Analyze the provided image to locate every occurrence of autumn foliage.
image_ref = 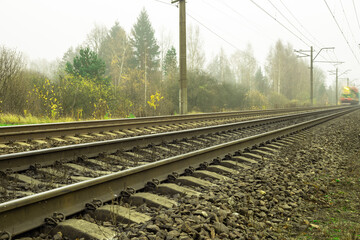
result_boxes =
[0,9,335,121]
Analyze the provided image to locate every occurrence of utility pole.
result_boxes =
[144,42,147,109]
[310,46,313,105]
[336,67,338,105]
[172,0,187,114]
[295,46,336,106]
[329,67,349,105]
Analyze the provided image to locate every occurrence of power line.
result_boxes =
[353,0,360,34]
[152,0,241,51]
[339,0,359,55]
[268,0,314,47]
[186,13,241,51]
[212,0,276,42]
[191,1,250,48]
[268,0,336,63]
[279,0,322,48]
[249,0,310,47]
[278,0,337,62]
[323,0,360,64]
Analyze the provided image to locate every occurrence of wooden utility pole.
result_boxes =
[310,46,313,105]
[172,0,187,114]
[144,42,147,109]
[336,67,338,105]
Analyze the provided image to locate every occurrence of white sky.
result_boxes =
[1,0,360,87]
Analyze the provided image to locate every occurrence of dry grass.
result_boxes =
[0,113,75,126]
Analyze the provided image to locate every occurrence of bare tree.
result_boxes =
[187,24,205,71]
[0,46,24,96]
[158,27,173,79]
[29,58,59,80]
[207,48,234,83]
[85,23,108,54]
[99,22,130,89]
[230,44,257,90]
[265,40,318,102]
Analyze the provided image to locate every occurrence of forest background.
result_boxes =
[0,9,335,122]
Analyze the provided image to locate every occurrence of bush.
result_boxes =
[267,92,289,108]
[245,90,268,109]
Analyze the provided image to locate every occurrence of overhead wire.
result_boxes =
[211,0,276,42]
[152,0,241,51]
[339,0,360,56]
[189,1,249,49]
[153,0,344,67]
[186,12,241,51]
[353,0,360,34]
[268,0,313,47]
[279,0,322,48]
[278,0,337,62]
[249,0,310,47]
[250,0,337,69]
[323,0,360,64]
[268,0,336,63]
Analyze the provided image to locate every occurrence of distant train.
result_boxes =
[340,86,359,105]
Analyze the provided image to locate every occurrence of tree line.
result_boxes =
[0,9,335,120]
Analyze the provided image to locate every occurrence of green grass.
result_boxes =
[294,155,360,240]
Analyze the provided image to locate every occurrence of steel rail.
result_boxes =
[0,107,348,172]
[0,106,356,237]
[0,106,335,143]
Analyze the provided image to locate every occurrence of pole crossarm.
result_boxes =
[338,69,351,77]
[294,50,310,57]
[328,63,348,106]
[294,46,336,106]
[313,47,334,61]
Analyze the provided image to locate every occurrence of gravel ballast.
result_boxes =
[109,110,360,240]
[16,110,360,239]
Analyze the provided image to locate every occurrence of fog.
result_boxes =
[0,0,359,118]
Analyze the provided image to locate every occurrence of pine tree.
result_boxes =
[130,9,160,73]
[99,22,129,86]
[65,47,107,84]
[163,46,177,78]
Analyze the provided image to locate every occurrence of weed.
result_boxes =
[0,113,76,125]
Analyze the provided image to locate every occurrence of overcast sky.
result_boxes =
[1,0,360,87]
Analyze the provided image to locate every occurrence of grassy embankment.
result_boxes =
[295,112,360,240]
[298,155,360,240]
[0,113,75,126]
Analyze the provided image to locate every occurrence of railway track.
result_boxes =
[0,106,357,239]
[0,106,335,155]
[0,107,345,181]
